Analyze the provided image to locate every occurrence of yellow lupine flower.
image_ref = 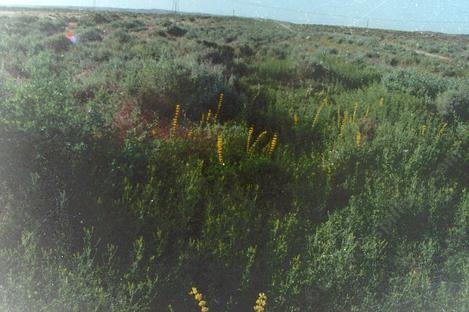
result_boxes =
[269,133,278,156]
[217,133,224,165]
[339,111,349,138]
[352,101,360,123]
[171,104,181,137]
[190,286,210,312]
[313,97,327,128]
[421,124,427,136]
[206,109,212,124]
[438,123,448,137]
[246,126,254,153]
[356,131,362,147]
[364,104,370,119]
[249,131,267,153]
[379,97,384,107]
[214,93,224,122]
[337,104,341,129]
[150,127,158,138]
[253,292,267,312]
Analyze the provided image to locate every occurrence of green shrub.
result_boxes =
[383,69,448,99]
[436,84,469,122]
[44,34,72,53]
[120,19,146,32]
[0,11,468,312]
[166,25,188,37]
[82,13,110,25]
[255,58,296,83]
[81,27,104,42]
[0,230,158,312]
[37,19,63,35]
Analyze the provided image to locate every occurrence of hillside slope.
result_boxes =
[0,10,468,312]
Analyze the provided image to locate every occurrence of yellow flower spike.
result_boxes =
[187,129,193,138]
[364,104,370,119]
[352,101,360,123]
[313,97,327,128]
[356,131,362,147]
[249,131,267,153]
[379,98,384,107]
[217,133,224,165]
[337,104,341,130]
[253,292,267,312]
[421,124,427,136]
[438,123,448,137]
[206,109,212,124]
[268,133,278,156]
[246,126,254,153]
[171,104,181,137]
[293,112,299,126]
[189,286,210,312]
[214,93,224,122]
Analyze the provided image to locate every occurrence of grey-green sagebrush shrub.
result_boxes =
[80,27,105,42]
[43,34,72,53]
[121,52,240,120]
[436,84,469,122]
[37,18,64,36]
[382,69,449,99]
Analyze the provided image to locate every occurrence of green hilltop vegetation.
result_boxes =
[0,9,468,311]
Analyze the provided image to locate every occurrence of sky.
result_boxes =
[1,0,469,34]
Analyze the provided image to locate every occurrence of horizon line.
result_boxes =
[0,3,468,36]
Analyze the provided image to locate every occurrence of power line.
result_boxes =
[172,0,180,13]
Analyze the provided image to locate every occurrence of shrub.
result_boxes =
[121,53,240,120]
[255,58,295,83]
[44,34,71,53]
[81,27,104,42]
[320,55,382,89]
[120,19,146,32]
[82,13,110,25]
[0,230,158,312]
[111,29,133,44]
[383,69,448,99]
[436,84,469,122]
[166,25,188,37]
[37,19,63,35]
[296,57,328,81]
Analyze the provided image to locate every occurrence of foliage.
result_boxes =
[382,69,449,99]
[436,84,469,122]
[0,9,468,312]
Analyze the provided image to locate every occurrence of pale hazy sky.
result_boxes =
[1,0,469,34]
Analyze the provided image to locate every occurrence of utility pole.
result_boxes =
[233,9,235,17]
[172,0,179,13]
